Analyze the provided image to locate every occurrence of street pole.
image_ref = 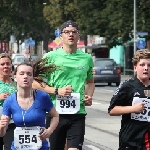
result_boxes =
[29,37,32,64]
[134,0,136,54]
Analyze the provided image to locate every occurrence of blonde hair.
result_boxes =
[132,49,150,65]
[0,53,12,63]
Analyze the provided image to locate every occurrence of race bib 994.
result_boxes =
[56,93,80,114]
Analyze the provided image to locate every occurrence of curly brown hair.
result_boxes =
[132,49,150,65]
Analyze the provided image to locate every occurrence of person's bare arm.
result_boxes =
[38,107,59,141]
[84,79,95,106]
[32,80,73,96]
[109,103,145,116]
[47,107,59,134]
[84,79,95,97]
[0,115,10,137]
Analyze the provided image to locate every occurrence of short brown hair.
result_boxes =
[0,53,12,63]
[132,49,150,65]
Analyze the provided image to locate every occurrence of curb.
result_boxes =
[121,75,133,81]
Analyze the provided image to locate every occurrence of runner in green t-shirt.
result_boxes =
[0,53,17,150]
[43,48,93,114]
[32,20,95,150]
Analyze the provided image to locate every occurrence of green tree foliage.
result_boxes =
[0,0,55,51]
[44,0,106,34]
[102,0,150,47]
[0,0,19,40]
[1,0,150,49]
[44,0,149,48]
[43,0,107,46]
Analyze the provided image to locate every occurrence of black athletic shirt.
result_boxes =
[108,76,150,150]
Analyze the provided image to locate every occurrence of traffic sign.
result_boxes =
[136,40,146,49]
[55,29,61,37]
[137,32,148,37]
[24,39,30,44]
[54,37,62,46]
[24,39,35,46]
[29,40,35,46]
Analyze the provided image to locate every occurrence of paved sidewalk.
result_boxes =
[121,75,133,81]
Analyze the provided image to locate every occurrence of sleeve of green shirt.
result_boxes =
[86,55,94,80]
[43,52,51,60]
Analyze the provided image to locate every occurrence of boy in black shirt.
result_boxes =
[108,49,150,150]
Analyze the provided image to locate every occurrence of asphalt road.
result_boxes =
[83,83,121,150]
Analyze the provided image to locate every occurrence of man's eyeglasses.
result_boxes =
[61,30,79,35]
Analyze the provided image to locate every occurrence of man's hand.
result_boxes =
[58,85,73,96]
[83,95,92,106]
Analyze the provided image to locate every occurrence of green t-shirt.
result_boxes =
[43,48,93,114]
[0,79,17,106]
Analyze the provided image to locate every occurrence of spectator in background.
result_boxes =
[92,53,96,59]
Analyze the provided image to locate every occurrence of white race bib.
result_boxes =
[56,93,80,114]
[131,97,150,122]
[14,126,42,150]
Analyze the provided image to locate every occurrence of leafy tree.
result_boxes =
[1,0,150,51]
[43,0,107,48]
[42,0,150,48]
[102,0,150,48]
[0,0,55,51]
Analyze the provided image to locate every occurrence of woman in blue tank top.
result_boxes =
[0,60,59,150]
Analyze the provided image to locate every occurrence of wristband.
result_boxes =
[54,88,58,95]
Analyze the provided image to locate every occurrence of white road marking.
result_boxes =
[85,145,101,150]
[92,102,101,104]
[99,89,114,92]
[95,88,114,93]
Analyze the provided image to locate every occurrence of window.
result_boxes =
[94,60,116,67]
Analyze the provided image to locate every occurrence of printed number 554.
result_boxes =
[19,135,37,144]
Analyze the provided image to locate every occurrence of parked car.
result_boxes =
[12,56,25,69]
[24,55,40,63]
[11,54,24,61]
[93,58,121,86]
[31,55,40,62]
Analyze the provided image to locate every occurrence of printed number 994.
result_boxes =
[60,100,76,108]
